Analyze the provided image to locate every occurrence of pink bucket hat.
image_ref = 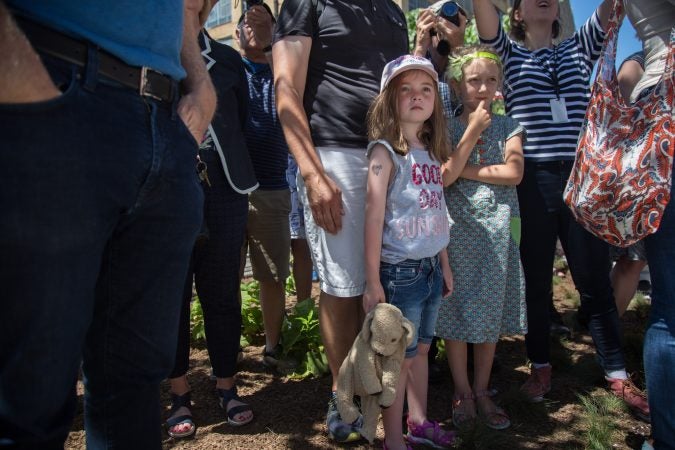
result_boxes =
[380,55,439,92]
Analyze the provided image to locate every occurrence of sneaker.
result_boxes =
[520,365,552,402]
[262,344,282,369]
[606,377,650,422]
[326,392,362,443]
[550,322,571,338]
[262,344,298,372]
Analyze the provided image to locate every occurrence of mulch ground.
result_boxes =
[65,271,651,449]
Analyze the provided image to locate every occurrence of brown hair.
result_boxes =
[367,69,450,163]
[509,0,561,43]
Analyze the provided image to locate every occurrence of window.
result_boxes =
[205,0,232,28]
[408,0,430,11]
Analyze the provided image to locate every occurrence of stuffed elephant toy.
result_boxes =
[336,303,415,443]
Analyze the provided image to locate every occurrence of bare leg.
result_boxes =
[446,339,476,424]
[473,342,509,429]
[259,279,286,349]
[406,343,431,425]
[319,292,363,390]
[610,258,647,316]
[446,340,472,398]
[291,238,313,301]
[472,342,496,393]
[382,358,413,450]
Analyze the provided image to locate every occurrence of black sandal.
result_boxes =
[165,391,196,439]
[217,386,254,426]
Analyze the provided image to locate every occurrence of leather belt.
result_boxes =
[16,17,176,103]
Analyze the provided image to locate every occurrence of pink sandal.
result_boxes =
[405,419,455,449]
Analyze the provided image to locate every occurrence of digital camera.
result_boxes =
[430,0,462,36]
[247,0,264,7]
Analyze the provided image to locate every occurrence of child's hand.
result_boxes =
[468,100,491,134]
[363,281,386,313]
[441,264,454,298]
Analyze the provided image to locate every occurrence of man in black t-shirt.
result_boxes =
[273,0,408,443]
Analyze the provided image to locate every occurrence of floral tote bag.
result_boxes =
[563,0,675,247]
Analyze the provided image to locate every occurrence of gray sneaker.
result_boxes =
[262,344,298,372]
[326,392,362,443]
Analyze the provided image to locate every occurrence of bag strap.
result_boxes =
[596,0,624,85]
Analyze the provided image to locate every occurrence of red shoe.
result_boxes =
[520,365,552,402]
[606,377,650,422]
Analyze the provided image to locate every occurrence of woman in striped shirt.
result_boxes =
[471,0,649,422]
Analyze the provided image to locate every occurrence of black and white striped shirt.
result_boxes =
[481,12,605,161]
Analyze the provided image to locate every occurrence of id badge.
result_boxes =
[550,98,569,123]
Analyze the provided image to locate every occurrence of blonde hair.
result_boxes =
[367,69,450,163]
[448,45,503,83]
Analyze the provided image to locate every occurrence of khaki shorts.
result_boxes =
[298,147,368,297]
[243,189,291,282]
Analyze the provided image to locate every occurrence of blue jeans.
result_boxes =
[518,161,624,370]
[644,172,675,449]
[0,53,203,449]
[380,256,443,358]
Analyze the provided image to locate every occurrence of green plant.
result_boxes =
[240,280,264,347]
[577,392,624,449]
[190,297,206,341]
[629,293,651,321]
[285,274,296,297]
[553,255,569,272]
[406,9,421,53]
[281,298,329,379]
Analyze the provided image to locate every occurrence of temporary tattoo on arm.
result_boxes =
[372,164,382,176]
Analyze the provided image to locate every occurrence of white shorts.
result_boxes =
[298,147,368,297]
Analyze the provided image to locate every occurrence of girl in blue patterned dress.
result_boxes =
[435,46,527,431]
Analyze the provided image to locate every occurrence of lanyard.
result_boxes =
[533,46,560,98]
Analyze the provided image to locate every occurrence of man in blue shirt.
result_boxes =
[0,1,215,448]
[237,4,293,369]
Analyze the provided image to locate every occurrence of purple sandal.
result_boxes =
[405,419,455,449]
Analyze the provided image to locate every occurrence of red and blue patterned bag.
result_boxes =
[563,0,675,247]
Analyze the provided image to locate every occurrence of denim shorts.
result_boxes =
[380,256,443,358]
[286,155,306,240]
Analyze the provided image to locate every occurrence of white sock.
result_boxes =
[532,362,551,369]
[606,369,628,380]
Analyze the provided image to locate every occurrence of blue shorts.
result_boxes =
[380,256,443,358]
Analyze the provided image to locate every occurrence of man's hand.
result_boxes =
[413,8,436,57]
[243,4,274,49]
[179,0,217,144]
[0,3,61,104]
[434,11,468,49]
[304,172,344,234]
[177,83,215,144]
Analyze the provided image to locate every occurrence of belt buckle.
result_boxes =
[139,66,163,101]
